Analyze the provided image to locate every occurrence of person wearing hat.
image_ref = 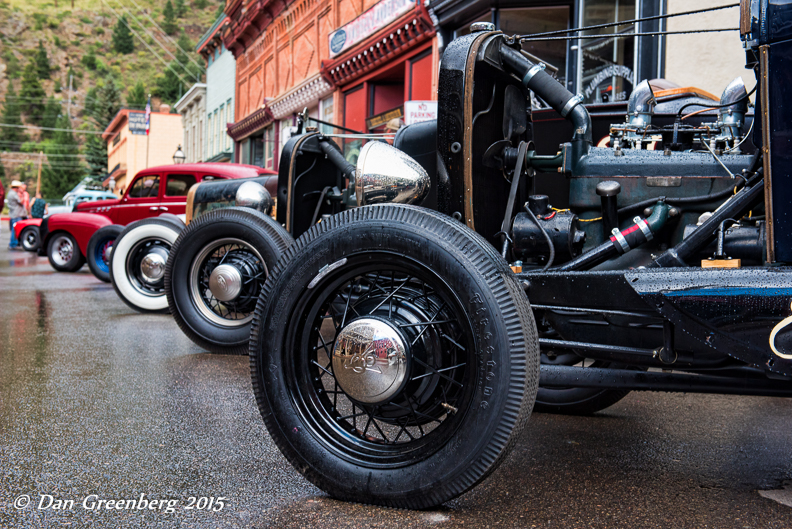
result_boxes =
[7,180,27,250]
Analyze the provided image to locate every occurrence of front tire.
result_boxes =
[86,224,124,283]
[20,226,40,252]
[47,232,85,272]
[250,205,539,509]
[110,218,183,313]
[165,208,293,355]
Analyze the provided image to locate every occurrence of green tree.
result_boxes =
[42,115,84,198]
[112,15,134,54]
[0,83,28,148]
[127,80,147,108]
[2,49,21,79]
[84,133,107,178]
[40,97,62,140]
[154,63,183,104]
[175,0,186,17]
[175,35,204,82]
[93,80,123,129]
[0,160,6,189]
[81,49,97,70]
[20,61,46,124]
[162,0,178,35]
[84,87,98,118]
[35,40,50,79]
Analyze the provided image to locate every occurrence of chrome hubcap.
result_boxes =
[332,317,409,404]
[52,236,73,266]
[208,263,243,302]
[140,248,168,283]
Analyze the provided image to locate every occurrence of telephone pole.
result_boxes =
[66,74,73,119]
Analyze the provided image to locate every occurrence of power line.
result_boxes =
[109,0,200,82]
[124,0,205,72]
[1,160,86,167]
[0,140,101,147]
[99,0,191,86]
[0,123,105,134]
[2,151,87,157]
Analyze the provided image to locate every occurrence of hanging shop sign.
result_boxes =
[128,112,147,135]
[366,107,403,129]
[404,100,437,125]
[328,0,416,58]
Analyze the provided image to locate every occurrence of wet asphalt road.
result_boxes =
[1,230,792,529]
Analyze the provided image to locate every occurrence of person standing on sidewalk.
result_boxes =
[7,181,27,249]
[0,179,5,236]
[30,192,48,218]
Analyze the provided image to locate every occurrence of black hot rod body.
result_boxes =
[161,0,792,509]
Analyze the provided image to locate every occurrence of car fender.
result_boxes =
[13,218,43,238]
[43,212,113,257]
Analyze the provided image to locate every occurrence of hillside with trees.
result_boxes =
[0,0,219,197]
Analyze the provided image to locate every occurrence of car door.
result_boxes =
[115,173,162,225]
[159,172,199,217]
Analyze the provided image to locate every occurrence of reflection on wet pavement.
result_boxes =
[1,231,791,528]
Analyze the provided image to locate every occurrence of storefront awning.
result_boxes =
[268,74,334,120]
[227,106,275,142]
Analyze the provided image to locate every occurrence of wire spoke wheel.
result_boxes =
[251,205,539,508]
[189,238,266,327]
[165,207,293,355]
[289,258,475,461]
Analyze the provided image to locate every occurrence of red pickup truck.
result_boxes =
[35,163,276,279]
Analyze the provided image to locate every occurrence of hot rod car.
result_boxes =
[157,0,792,509]
[36,163,274,284]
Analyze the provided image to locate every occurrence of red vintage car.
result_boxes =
[37,163,276,280]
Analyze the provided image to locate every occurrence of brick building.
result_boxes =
[102,106,184,195]
[222,0,438,170]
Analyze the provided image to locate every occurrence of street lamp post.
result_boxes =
[173,145,186,164]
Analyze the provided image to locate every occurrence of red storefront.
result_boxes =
[320,0,437,159]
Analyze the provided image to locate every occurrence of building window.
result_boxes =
[448,1,659,103]
[251,134,264,167]
[577,0,636,103]
[208,113,213,158]
[226,99,233,151]
[279,118,293,157]
[240,138,250,165]
[215,108,220,157]
[319,95,334,135]
[198,120,203,162]
[499,6,570,88]
[263,124,274,169]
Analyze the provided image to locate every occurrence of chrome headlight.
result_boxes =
[235,181,272,214]
[354,142,430,207]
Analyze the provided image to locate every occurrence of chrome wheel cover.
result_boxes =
[51,235,74,266]
[188,237,266,327]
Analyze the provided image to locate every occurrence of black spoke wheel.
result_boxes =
[166,208,293,355]
[251,205,539,509]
